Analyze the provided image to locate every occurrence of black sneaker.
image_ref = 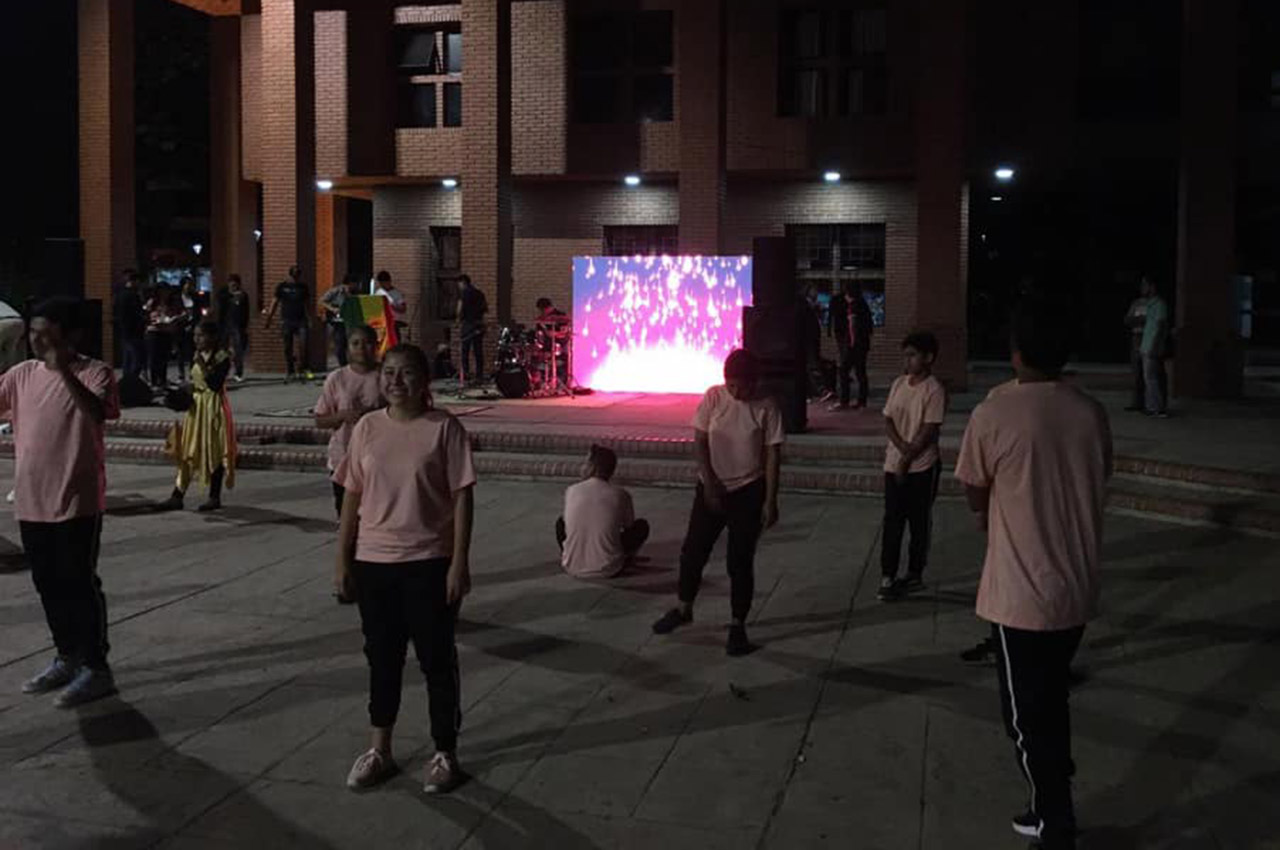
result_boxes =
[726,624,756,657]
[877,577,904,601]
[899,575,925,595]
[652,608,692,635]
[1012,811,1042,838]
[960,638,997,665]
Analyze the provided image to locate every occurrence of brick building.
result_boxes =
[77,0,1246,394]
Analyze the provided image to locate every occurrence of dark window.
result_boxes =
[395,24,463,129]
[432,227,462,321]
[398,82,437,128]
[443,82,462,127]
[787,223,887,326]
[780,7,888,119]
[572,11,675,124]
[604,225,679,257]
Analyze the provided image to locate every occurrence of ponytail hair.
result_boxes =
[383,343,434,409]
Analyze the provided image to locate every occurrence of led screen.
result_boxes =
[573,255,752,394]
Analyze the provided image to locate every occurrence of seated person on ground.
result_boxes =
[556,445,649,578]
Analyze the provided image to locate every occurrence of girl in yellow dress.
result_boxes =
[157,321,237,512]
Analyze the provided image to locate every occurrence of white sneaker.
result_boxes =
[346,748,397,790]
[5,490,13,504]
[22,656,78,694]
[54,667,116,708]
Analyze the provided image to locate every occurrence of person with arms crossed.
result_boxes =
[954,297,1112,850]
[878,331,946,601]
[0,298,121,707]
[556,445,650,579]
[334,344,476,796]
[651,350,783,656]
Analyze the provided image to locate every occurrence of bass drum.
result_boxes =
[495,366,532,399]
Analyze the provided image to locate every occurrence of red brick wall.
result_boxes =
[722,178,918,373]
[513,182,678,239]
[512,0,566,175]
[396,128,465,177]
[512,237,598,325]
[314,10,347,180]
[241,14,263,182]
[78,0,136,359]
[394,4,462,26]
[678,0,725,254]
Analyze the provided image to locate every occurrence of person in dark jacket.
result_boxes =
[827,281,874,410]
[114,269,147,381]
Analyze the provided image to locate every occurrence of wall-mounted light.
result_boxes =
[624,174,642,187]
[192,243,203,257]
[994,166,1015,181]
[823,171,842,183]
[316,179,334,191]
[990,195,1004,202]
[253,229,262,242]
[442,177,459,189]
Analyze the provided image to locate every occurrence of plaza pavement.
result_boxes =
[1,460,1278,849]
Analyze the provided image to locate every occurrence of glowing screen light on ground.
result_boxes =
[573,255,752,394]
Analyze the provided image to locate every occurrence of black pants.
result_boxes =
[837,344,870,407]
[146,332,171,386]
[20,515,110,671]
[121,336,146,381]
[353,559,461,752]
[677,478,765,622]
[1129,346,1145,409]
[555,517,651,554]
[332,482,345,518]
[460,323,484,381]
[994,623,1085,843]
[177,328,195,381]
[282,320,309,376]
[881,463,941,579]
[227,326,248,378]
[330,322,348,367]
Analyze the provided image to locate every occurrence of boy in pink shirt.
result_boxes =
[955,298,1112,850]
[0,298,121,708]
[314,325,384,519]
[878,331,946,601]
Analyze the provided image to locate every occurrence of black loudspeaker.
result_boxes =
[743,305,807,433]
[118,374,153,408]
[78,300,104,361]
[42,238,85,298]
[752,236,797,308]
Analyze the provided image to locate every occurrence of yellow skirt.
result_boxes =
[167,390,237,491]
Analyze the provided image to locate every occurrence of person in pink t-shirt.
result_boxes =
[0,298,121,709]
[955,298,1112,850]
[314,325,384,519]
[651,350,784,657]
[878,331,946,602]
[334,344,476,797]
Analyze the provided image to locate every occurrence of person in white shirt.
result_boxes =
[556,445,649,578]
[374,270,407,317]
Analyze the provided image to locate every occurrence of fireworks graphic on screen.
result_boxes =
[573,255,753,394]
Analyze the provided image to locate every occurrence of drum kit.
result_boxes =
[494,320,576,399]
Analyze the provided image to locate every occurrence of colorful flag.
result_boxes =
[340,294,399,355]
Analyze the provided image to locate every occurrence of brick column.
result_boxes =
[462,0,513,324]
[1174,0,1242,398]
[260,0,317,371]
[913,0,968,390]
[210,16,256,297]
[678,0,726,255]
[78,0,135,358]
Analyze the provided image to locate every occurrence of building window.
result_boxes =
[396,24,462,128]
[431,227,462,321]
[571,11,675,124]
[779,7,887,118]
[788,223,886,327]
[603,225,679,257]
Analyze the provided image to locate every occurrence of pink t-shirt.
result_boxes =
[314,366,384,471]
[883,374,947,473]
[692,385,785,492]
[955,381,1112,631]
[561,477,635,578]
[336,408,477,563]
[0,358,120,523]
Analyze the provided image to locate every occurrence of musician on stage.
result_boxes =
[535,298,569,327]
[454,275,487,384]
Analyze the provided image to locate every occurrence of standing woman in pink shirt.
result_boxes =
[0,298,121,707]
[334,343,476,795]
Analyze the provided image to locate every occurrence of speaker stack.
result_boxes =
[744,236,807,433]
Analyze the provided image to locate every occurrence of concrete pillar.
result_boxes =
[260,0,317,371]
[678,0,727,255]
[1174,0,1242,398]
[914,0,969,390]
[461,0,513,324]
[210,16,257,300]
[78,0,135,358]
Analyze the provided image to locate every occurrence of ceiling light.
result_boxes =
[316,179,334,191]
[441,177,458,189]
[994,167,1015,181]
[823,171,842,183]
[624,174,641,187]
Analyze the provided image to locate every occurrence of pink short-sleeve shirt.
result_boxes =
[0,358,120,523]
[336,408,477,563]
[314,366,384,471]
[692,385,785,492]
[882,374,947,473]
[955,381,1112,631]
